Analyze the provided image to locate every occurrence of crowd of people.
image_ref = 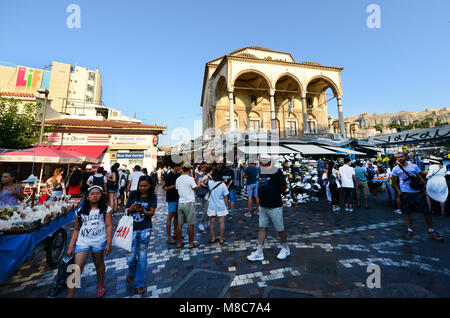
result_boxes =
[1,150,449,298]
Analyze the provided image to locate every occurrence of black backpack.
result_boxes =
[92,175,105,189]
[328,174,337,185]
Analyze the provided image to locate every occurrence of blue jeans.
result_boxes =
[126,227,152,289]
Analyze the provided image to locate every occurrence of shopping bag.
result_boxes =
[112,213,133,251]
[47,256,73,297]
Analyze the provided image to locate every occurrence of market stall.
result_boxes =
[0,199,80,283]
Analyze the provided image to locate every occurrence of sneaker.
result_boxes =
[198,223,205,232]
[402,230,415,239]
[348,208,354,212]
[345,207,349,212]
[244,212,252,217]
[276,248,291,260]
[428,230,443,241]
[394,209,402,215]
[331,207,336,212]
[335,207,341,212]
[247,251,264,261]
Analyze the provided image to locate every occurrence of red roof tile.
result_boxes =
[44,118,167,130]
[0,91,36,98]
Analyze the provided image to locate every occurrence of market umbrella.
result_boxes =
[0,146,83,164]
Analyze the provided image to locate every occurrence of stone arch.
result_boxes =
[306,75,341,97]
[274,72,304,93]
[232,69,272,90]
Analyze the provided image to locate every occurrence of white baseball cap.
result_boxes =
[259,154,271,164]
[85,164,92,170]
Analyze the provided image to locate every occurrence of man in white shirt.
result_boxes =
[86,166,108,193]
[339,158,357,212]
[175,162,200,249]
[127,165,145,197]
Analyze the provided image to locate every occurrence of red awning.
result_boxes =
[45,145,100,163]
[69,145,108,161]
[0,146,82,164]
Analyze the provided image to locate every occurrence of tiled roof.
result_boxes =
[45,119,167,130]
[0,92,36,98]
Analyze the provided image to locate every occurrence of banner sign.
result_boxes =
[368,126,450,145]
[116,152,144,159]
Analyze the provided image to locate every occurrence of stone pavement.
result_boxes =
[1,184,449,298]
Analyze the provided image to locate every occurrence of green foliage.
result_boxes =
[0,96,49,149]
[374,123,384,132]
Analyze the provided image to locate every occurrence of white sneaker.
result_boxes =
[335,207,341,211]
[276,248,291,260]
[198,223,205,231]
[345,207,349,212]
[394,209,402,215]
[247,251,264,261]
[348,208,354,212]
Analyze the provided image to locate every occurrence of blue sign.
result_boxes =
[117,153,144,159]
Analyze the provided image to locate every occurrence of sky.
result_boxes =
[1,0,449,146]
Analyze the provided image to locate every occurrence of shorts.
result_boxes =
[259,206,285,232]
[400,192,430,214]
[108,188,119,194]
[168,201,178,213]
[207,209,229,217]
[178,202,196,225]
[247,184,258,197]
[74,241,107,254]
[228,188,237,203]
[356,181,370,196]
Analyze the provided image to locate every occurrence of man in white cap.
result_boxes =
[247,154,290,261]
[81,164,93,196]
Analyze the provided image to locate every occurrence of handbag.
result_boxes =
[196,178,210,198]
[398,164,424,191]
[112,211,133,251]
[48,256,74,297]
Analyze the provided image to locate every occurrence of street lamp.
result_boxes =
[37,88,49,145]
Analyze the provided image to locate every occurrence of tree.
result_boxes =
[374,123,384,132]
[0,96,50,149]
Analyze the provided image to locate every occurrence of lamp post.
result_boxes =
[37,88,49,145]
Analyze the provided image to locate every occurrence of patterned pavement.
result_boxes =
[1,184,449,298]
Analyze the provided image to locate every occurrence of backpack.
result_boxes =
[107,172,119,190]
[92,175,105,190]
[120,173,127,188]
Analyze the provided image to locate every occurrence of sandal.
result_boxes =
[208,238,218,244]
[177,242,185,249]
[219,238,226,245]
[136,286,146,295]
[188,241,200,249]
[167,238,176,244]
[96,284,106,298]
[127,276,134,284]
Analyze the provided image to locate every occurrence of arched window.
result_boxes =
[286,120,297,136]
[307,115,317,133]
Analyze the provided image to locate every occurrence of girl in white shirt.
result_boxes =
[426,157,448,215]
[66,186,113,298]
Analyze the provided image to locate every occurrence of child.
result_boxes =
[0,171,24,207]
[66,185,113,298]
[124,175,157,294]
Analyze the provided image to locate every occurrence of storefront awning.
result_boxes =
[70,145,108,161]
[0,146,83,164]
[237,145,301,155]
[320,146,366,156]
[282,144,338,155]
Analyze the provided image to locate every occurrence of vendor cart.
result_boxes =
[0,197,82,284]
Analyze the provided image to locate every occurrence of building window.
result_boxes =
[249,119,260,131]
[89,72,95,81]
[250,95,257,106]
[87,84,94,92]
[226,118,239,130]
[308,120,317,133]
[86,96,93,103]
[286,120,297,136]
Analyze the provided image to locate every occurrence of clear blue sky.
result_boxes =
[1,0,449,145]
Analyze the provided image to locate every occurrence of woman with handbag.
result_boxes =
[425,156,448,216]
[198,167,212,232]
[206,168,229,244]
[66,186,113,298]
[124,175,157,295]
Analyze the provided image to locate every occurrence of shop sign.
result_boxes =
[369,126,450,145]
[117,152,144,159]
[110,135,151,146]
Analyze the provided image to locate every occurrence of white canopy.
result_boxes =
[282,144,338,155]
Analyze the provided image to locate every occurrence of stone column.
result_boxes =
[337,96,346,138]
[301,91,309,135]
[228,89,234,132]
[269,88,276,131]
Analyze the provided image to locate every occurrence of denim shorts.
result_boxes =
[108,188,119,193]
[247,184,258,197]
[228,188,237,203]
[74,241,107,254]
[168,201,178,213]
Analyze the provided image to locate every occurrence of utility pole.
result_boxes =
[37,89,49,144]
